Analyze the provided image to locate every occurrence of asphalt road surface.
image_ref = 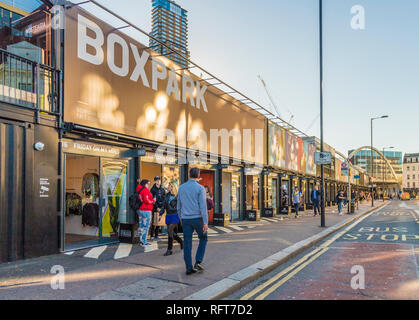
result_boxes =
[228,200,419,300]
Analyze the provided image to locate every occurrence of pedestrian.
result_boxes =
[162,182,183,256]
[205,185,214,217]
[150,176,166,241]
[311,185,321,216]
[336,190,345,215]
[177,167,208,275]
[292,186,303,218]
[137,179,155,247]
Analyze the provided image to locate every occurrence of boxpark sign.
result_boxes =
[64,6,266,165]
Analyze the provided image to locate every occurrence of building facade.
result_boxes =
[149,0,189,68]
[403,153,419,194]
[0,0,373,263]
[348,149,403,184]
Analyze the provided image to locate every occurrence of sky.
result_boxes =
[80,0,419,156]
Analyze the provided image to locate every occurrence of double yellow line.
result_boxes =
[240,205,384,300]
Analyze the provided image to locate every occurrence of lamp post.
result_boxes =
[370,115,389,207]
[319,0,325,227]
[382,146,394,200]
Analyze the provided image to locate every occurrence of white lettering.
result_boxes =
[152,57,168,91]
[77,14,104,65]
[107,33,129,77]
[195,80,208,112]
[166,68,180,100]
[182,73,195,107]
[129,44,150,87]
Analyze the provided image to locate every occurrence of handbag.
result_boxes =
[157,212,166,226]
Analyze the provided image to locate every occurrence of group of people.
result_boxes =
[309,186,360,216]
[135,168,211,275]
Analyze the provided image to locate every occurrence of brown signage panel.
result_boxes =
[64,7,265,164]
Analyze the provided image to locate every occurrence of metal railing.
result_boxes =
[0,48,60,117]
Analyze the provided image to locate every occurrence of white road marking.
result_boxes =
[84,246,108,259]
[262,218,277,223]
[114,243,132,259]
[207,228,219,234]
[143,243,158,253]
[63,251,74,255]
[228,225,244,231]
[214,226,233,233]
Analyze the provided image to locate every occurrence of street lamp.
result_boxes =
[370,115,389,207]
[382,146,394,200]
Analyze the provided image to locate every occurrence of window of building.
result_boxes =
[407,175,410,180]
[407,182,410,187]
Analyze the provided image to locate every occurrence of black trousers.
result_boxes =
[313,201,320,215]
[167,224,183,250]
[149,211,160,237]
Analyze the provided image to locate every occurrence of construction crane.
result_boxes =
[258,75,294,124]
[305,113,320,132]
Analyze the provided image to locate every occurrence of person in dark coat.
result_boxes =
[311,185,321,216]
[149,176,166,241]
[161,182,183,256]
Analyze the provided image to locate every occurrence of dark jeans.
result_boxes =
[167,224,183,250]
[182,218,208,271]
[294,203,300,216]
[313,200,320,215]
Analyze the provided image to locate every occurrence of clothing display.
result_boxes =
[81,173,99,199]
[65,192,83,216]
[82,202,99,227]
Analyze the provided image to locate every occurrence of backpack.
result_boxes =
[129,187,143,212]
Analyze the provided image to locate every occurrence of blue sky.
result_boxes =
[87,0,419,156]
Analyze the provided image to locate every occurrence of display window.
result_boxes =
[281,179,289,209]
[245,174,260,211]
[223,166,241,221]
[64,154,127,250]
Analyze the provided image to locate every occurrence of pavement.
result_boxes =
[0,201,388,300]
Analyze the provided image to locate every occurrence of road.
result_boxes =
[228,200,419,300]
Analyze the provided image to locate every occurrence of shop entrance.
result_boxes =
[64,154,127,250]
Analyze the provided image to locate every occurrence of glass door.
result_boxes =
[231,173,240,221]
[272,178,278,214]
[100,158,128,242]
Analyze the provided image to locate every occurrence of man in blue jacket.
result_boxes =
[311,185,321,217]
[177,167,208,275]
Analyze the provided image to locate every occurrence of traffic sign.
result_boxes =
[315,152,332,165]
[354,175,360,179]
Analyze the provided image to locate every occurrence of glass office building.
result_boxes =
[348,149,403,183]
[149,0,189,68]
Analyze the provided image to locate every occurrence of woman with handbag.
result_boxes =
[162,182,183,256]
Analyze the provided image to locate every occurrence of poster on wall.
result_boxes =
[335,158,342,181]
[297,138,306,174]
[305,141,316,175]
[268,122,285,169]
[285,130,298,172]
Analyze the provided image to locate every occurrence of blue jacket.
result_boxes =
[177,180,208,225]
[311,190,320,203]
